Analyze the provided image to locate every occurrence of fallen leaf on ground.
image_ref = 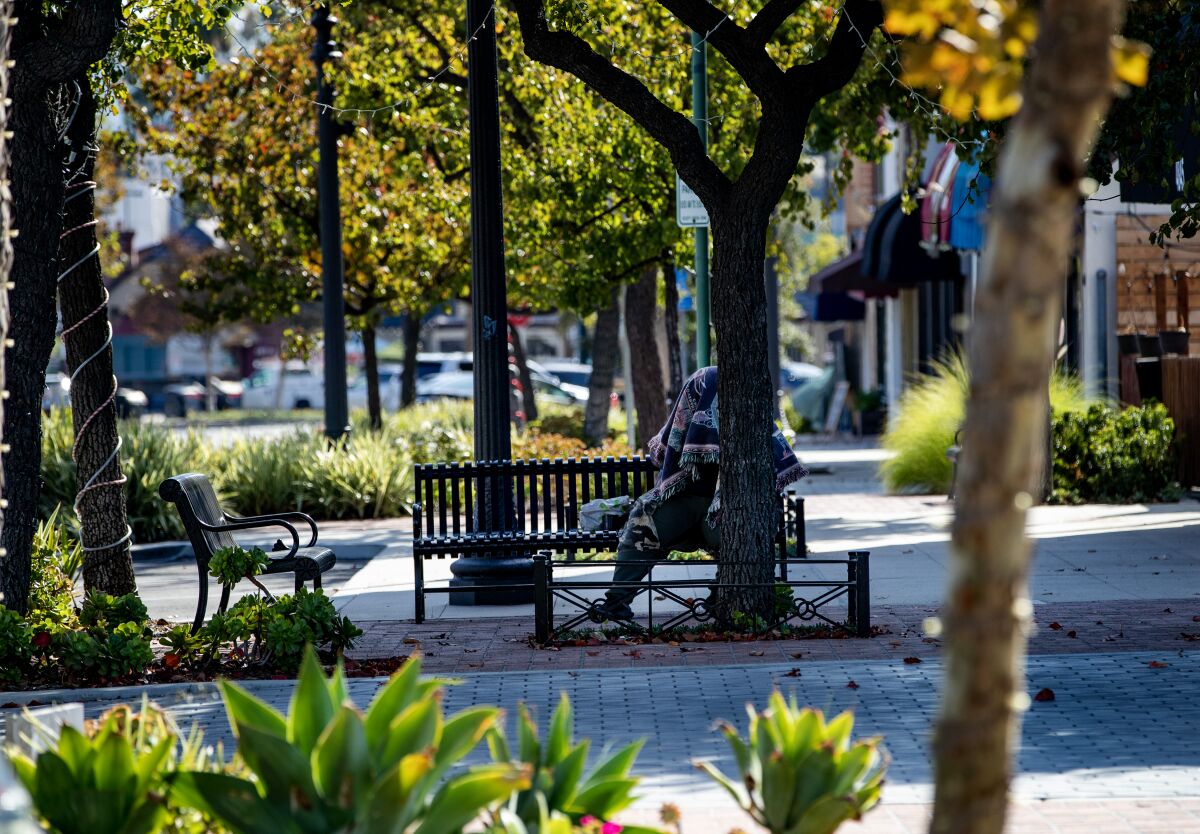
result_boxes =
[1067,630,1077,638]
[1163,608,1174,613]
[889,640,902,648]
[586,651,600,656]
[1180,633,1200,642]
[903,656,922,664]
[1048,622,1063,631]
[783,668,802,677]
[1034,688,1055,702]
[790,652,803,659]
[749,650,765,657]
[1193,615,1200,622]
[1148,661,1170,668]
[847,680,860,689]
[402,638,421,645]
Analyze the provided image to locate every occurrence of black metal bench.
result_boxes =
[412,456,806,622]
[159,473,337,632]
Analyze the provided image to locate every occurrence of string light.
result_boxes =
[57,82,133,558]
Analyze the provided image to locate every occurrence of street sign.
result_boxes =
[675,267,693,311]
[676,175,709,228]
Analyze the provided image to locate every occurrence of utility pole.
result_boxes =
[312,5,350,443]
[451,0,525,604]
[691,31,711,368]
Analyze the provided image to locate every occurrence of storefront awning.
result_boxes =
[863,193,964,285]
[811,250,899,298]
[793,290,865,322]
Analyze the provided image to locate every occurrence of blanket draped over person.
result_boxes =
[643,366,808,522]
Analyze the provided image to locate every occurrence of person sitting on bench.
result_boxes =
[595,366,809,621]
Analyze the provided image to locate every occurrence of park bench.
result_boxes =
[412,456,806,622]
[159,473,337,632]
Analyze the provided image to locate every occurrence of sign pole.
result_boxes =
[691,31,710,368]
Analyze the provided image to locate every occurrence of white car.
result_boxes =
[241,363,325,410]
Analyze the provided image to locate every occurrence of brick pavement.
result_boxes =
[346,597,1200,673]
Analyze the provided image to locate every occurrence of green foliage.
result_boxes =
[202,589,362,674]
[9,701,229,834]
[158,625,205,671]
[1051,402,1181,504]
[208,546,271,589]
[697,694,885,834]
[880,354,1091,494]
[171,650,529,834]
[27,507,83,633]
[488,695,643,829]
[80,593,150,634]
[0,607,32,683]
[8,708,176,834]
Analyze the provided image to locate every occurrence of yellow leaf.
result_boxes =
[976,68,1022,120]
[1111,37,1152,87]
[884,10,941,39]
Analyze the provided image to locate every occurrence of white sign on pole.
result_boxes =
[675,174,709,228]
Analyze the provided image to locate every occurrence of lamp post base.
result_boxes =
[448,555,535,606]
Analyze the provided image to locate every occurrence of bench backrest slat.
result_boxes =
[159,473,235,563]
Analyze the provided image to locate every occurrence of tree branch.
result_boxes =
[744,0,806,48]
[656,0,784,94]
[789,0,883,101]
[14,0,122,88]
[510,0,729,208]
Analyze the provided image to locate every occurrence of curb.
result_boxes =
[131,541,191,561]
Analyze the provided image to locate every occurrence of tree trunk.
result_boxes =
[401,311,420,408]
[203,333,216,412]
[363,321,382,430]
[930,4,1123,833]
[1,86,72,614]
[710,209,776,622]
[626,264,669,449]
[663,261,683,399]
[584,293,619,446]
[509,320,537,423]
[0,1,14,587]
[58,78,135,598]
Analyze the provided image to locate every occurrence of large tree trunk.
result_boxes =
[0,2,122,612]
[710,209,777,620]
[508,320,537,423]
[0,1,14,584]
[363,321,382,430]
[930,4,1123,833]
[59,78,135,598]
[583,293,619,446]
[663,260,683,399]
[625,265,669,449]
[400,311,420,408]
[1,90,71,613]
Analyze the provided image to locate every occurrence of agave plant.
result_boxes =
[487,694,651,832]
[7,702,190,834]
[172,648,529,834]
[696,693,886,834]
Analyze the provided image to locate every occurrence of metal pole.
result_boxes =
[312,6,349,443]
[450,0,526,604]
[466,0,512,478]
[691,31,711,368]
[765,256,780,419]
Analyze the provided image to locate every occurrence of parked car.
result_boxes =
[537,360,592,389]
[780,361,823,393]
[163,378,242,416]
[415,368,585,409]
[43,373,148,419]
[240,363,325,410]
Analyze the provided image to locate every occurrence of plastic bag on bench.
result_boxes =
[579,496,632,532]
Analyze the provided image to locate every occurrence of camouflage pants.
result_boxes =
[607,494,719,604]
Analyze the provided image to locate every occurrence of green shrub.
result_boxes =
[120,419,213,542]
[202,588,361,674]
[1051,402,1181,504]
[172,650,528,834]
[881,353,1092,494]
[208,545,271,588]
[528,404,588,441]
[697,693,885,834]
[80,592,150,633]
[0,607,32,683]
[488,694,643,830]
[27,507,82,633]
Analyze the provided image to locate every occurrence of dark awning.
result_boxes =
[812,250,899,298]
[862,193,963,285]
[794,291,865,322]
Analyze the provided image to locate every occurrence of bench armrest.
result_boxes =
[225,511,318,547]
[195,517,301,560]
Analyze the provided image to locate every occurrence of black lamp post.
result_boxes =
[312,5,350,443]
[449,0,528,603]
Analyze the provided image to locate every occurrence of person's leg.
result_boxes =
[603,495,708,611]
